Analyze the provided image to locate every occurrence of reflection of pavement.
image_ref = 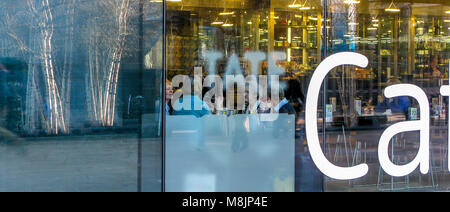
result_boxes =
[0,127,23,143]
[0,134,161,192]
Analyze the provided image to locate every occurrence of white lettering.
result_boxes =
[441,84,450,172]
[305,52,369,180]
[205,51,223,75]
[378,84,430,177]
[245,52,266,75]
[203,75,224,112]
[172,75,191,111]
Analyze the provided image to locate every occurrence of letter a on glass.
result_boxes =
[378,84,430,177]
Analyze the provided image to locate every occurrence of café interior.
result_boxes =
[164,0,450,191]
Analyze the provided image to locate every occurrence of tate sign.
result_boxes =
[305,52,450,180]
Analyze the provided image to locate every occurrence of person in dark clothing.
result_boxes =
[0,63,9,110]
[274,98,296,115]
[424,55,443,105]
[256,85,296,115]
[0,62,23,143]
[284,79,305,113]
[0,63,10,124]
[375,94,389,113]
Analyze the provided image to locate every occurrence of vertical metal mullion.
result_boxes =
[161,0,167,193]
[138,0,144,193]
[321,0,328,192]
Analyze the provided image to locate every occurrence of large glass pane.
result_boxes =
[165,0,323,192]
[0,0,163,191]
[324,0,449,191]
[141,0,164,192]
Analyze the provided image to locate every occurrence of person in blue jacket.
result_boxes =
[172,94,211,118]
[375,78,411,115]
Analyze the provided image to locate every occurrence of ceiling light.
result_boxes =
[289,0,303,8]
[344,0,360,4]
[289,4,303,8]
[385,1,400,13]
[219,12,235,15]
[385,8,400,12]
[293,0,311,11]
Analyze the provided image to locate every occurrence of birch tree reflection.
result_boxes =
[0,0,139,134]
[85,0,133,127]
[25,0,76,134]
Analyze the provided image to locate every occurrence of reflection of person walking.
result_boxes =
[0,63,23,144]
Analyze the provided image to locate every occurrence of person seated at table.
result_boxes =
[257,86,296,115]
[375,78,411,115]
[172,81,211,118]
[375,94,389,113]
[389,95,411,115]
[425,55,442,78]
[165,79,173,115]
[424,55,443,104]
[284,79,305,114]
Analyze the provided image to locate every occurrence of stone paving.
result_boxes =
[0,134,162,192]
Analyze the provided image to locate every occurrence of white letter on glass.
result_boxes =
[440,84,450,172]
[378,84,430,177]
[245,52,266,76]
[305,52,369,180]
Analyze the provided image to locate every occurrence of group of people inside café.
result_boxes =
[164,54,446,124]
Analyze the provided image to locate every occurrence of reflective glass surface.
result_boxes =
[166,0,450,192]
[0,0,163,191]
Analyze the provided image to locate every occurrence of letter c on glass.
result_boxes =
[305,52,369,180]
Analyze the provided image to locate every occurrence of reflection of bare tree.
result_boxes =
[85,0,132,127]
[60,0,75,132]
[25,0,75,134]
[0,0,138,133]
[0,1,41,135]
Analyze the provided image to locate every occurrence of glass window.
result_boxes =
[165,0,450,192]
[1,0,449,192]
[324,0,449,191]
[0,0,163,191]
[165,0,323,192]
